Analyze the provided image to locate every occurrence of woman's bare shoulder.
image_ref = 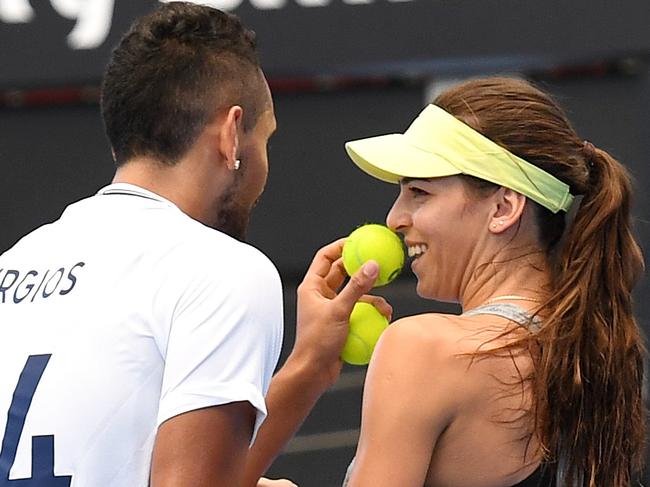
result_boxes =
[370,313,532,402]
[368,313,478,395]
[383,312,511,354]
[362,314,471,430]
[388,311,531,351]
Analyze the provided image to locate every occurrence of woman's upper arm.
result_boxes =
[348,317,461,487]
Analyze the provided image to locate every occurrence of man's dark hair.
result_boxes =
[101,1,264,166]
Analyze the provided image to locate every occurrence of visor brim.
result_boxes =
[345,134,461,184]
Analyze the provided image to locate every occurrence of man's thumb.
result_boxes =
[337,260,379,306]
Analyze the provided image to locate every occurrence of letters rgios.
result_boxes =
[0,0,415,50]
[0,263,85,304]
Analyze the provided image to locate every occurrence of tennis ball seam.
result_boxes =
[342,224,404,287]
[342,331,373,365]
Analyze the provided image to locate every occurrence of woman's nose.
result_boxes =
[386,197,409,234]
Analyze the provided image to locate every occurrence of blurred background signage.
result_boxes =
[1,0,649,88]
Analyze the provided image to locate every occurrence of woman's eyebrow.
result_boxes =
[400,177,431,186]
[400,177,418,186]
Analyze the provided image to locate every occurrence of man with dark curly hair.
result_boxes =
[0,3,385,486]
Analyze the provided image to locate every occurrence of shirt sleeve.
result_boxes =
[155,241,284,443]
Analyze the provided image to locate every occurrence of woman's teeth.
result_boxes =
[407,244,428,258]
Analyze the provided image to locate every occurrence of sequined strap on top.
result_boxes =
[462,303,541,331]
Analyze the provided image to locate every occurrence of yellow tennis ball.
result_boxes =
[342,223,404,287]
[341,302,390,366]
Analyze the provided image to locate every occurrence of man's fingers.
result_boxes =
[304,239,346,281]
[324,257,347,292]
[335,260,379,309]
[359,294,393,321]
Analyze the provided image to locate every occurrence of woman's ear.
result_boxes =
[488,187,527,234]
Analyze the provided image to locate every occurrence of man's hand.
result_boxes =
[294,238,392,387]
[243,239,392,486]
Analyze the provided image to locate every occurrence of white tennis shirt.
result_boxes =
[0,183,284,486]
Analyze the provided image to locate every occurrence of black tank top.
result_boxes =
[511,465,555,487]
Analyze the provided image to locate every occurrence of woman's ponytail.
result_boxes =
[436,76,647,486]
[537,145,645,486]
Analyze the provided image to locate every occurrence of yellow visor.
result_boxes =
[345,104,574,213]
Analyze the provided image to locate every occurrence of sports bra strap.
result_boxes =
[462,303,541,331]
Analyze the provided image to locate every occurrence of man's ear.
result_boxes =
[488,187,527,234]
[220,105,243,171]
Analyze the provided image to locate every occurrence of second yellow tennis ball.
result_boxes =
[342,223,404,287]
[341,302,390,365]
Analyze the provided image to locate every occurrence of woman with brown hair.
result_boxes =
[341,77,646,486]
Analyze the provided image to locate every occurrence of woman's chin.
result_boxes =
[415,280,435,300]
[415,279,455,303]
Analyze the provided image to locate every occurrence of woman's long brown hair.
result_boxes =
[435,77,646,486]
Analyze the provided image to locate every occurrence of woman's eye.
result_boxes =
[408,186,428,196]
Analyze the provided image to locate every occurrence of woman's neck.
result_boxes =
[460,247,552,311]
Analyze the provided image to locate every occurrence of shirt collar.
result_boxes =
[96,183,178,209]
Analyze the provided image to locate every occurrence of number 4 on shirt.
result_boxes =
[0,355,72,486]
